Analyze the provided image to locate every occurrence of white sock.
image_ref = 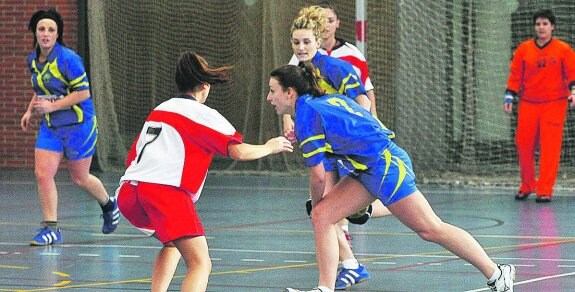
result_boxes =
[317,286,333,292]
[488,266,501,283]
[342,258,359,269]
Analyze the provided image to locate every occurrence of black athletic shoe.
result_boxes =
[514,191,530,200]
[535,195,552,203]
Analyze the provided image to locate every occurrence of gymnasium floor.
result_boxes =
[1,169,575,291]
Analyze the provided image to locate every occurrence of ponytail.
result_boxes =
[175,51,233,92]
[270,63,324,97]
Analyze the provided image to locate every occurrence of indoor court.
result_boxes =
[1,169,574,291]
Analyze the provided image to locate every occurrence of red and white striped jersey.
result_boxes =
[120,95,242,202]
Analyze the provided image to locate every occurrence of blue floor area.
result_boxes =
[1,169,575,291]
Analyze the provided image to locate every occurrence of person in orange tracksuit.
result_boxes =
[505,9,575,203]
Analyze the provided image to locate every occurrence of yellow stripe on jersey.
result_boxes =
[70,73,89,89]
[299,134,326,148]
[32,59,51,95]
[302,147,327,158]
[339,73,361,93]
[48,57,69,88]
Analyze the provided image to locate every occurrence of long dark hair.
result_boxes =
[270,62,324,98]
[175,51,233,92]
[29,8,65,54]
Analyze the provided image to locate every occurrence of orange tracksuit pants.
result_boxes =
[516,99,568,196]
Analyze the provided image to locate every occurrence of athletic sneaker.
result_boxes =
[487,264,516,292]
[335,264,370,290]
[101,196,120,234]
[30,227,62,246]
[285,287,331,292]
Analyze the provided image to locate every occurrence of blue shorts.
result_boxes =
[35,116,98,160]
[346,142,418,206]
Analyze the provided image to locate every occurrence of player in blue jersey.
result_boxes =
[283,5,371,142]
[267,63,516,292]
[20,8,119,246]
[284,6,393,289]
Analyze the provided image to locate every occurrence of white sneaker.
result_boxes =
[487,264,516,292]
[285,287,330,292]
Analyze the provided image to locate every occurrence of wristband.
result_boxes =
[504,94,513,104]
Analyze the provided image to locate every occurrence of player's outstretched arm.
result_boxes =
[228,136,293,161]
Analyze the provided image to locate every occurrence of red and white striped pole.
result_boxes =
[355,0,367,55]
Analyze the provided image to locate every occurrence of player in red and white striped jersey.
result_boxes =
[117,51,293,292]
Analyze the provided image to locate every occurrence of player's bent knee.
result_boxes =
[415,222,448,243]
[310,208,332,227]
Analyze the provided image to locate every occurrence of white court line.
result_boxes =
[78,254,100,257]
[464,271,575,292]
[0,179,309,191]
[118,255,140,258]
[284,260,308,263]
[241,259,264,262]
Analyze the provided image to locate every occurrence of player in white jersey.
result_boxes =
[117,51,293,291]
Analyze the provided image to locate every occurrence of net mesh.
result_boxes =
[88,0,575,186]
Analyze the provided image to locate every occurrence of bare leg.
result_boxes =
[151,242,181,292]
[387,191,497,278]
[311,177,376,290]
[336,224,354,261]
[173,236,212,292]
[323,172,353,262]
[67,156,109,205]
[35,149,63,222]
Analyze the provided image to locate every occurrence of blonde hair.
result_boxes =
[291,5,326,44]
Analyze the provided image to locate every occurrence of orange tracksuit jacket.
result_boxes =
[506,38,575,195]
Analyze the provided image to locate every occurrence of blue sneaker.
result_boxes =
[335,264,370,290]
[101,196,120,234]
[30,227,62,246]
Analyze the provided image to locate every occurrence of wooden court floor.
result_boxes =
[1,169,575,291]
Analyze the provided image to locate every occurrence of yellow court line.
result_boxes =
[6,238,575,291]
[52,271,69,277]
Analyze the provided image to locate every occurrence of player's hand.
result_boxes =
[503,94,513,114]
[20,111,33,131]
[569,89,575,108]
[284,129,296,143]
[33,99,56,115]
[504,102,513,114]
[266,136,294,154]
